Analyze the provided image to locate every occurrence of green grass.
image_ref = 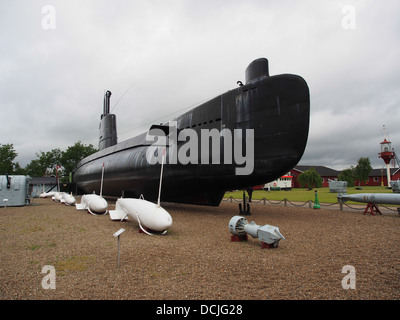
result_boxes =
[224,186,393,204]
[54,255,95,276]
[26,244,42,251]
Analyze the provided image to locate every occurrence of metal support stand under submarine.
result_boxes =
[239,190,251,215]
[228,215,285,248]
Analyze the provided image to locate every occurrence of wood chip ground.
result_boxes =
[1,197,399,300]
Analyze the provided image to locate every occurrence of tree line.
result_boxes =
[297,157,373,189]
[0,142,97,180]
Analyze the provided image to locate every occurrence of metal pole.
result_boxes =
[113,228,125,268]
[157,148,165,207]
[100,162,105,197]
[386,163,391,187]
[117,235,121,268]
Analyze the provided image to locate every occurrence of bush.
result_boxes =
[297,168,322,189]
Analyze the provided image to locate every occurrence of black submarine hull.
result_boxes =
[73,58,310,206]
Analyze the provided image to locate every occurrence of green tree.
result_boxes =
[0,143,19,174]
[60,141,97,174]
[338,167,356,187]
[24,148,62,177]
[297,167,322,189]
[24,159,45,177]
[24,142,97,178]
[13,162,26,175]
[354,157,372,186]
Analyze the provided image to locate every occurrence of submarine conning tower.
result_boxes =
[99,90,118,150]
[245,58,269,84]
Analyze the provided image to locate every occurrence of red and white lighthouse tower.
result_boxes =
[378,126,395,187]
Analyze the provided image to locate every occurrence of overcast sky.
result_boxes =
[1,0,400,171]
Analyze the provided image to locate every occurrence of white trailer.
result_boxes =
[264,174,293,191]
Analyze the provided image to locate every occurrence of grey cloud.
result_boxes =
[1,0,399,171]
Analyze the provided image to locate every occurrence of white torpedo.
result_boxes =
[60,192,77,206]
[40,191,76,205]
[76,194,108,215]
[52,192,64,202]
[40,191,58,198]
[109,197,173,234]
[109,148,173,235]
[50,192,76,206]
[76,162,108,215]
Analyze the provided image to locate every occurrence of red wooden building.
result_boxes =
[251,165,400,190]
[291,166,400,188]
[291,165,341,188]
[356,168,400,187]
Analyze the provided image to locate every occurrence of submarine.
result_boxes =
[73,58,310,206]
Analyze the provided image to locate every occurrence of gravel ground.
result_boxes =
[0,197,399,300]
